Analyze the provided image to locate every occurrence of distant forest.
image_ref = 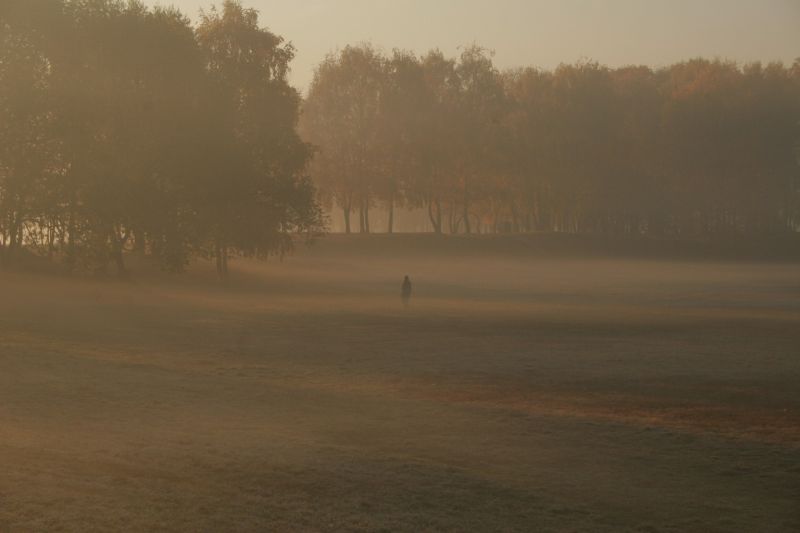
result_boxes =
[304,47,800,236]
[1,1,799,277]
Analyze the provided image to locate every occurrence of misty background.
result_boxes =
[148,0,800,91]
[2,2,800,532]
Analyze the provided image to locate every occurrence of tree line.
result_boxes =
[2,2,799,280]
[0,0,322,277]
[302,45,800,236]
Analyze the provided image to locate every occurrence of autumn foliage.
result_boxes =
[303,46,800,236]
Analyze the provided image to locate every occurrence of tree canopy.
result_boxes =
[0,0,322,277]
[2,1,798,280]
[303,46,800,236]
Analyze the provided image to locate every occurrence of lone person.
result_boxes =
[401,275,412,308]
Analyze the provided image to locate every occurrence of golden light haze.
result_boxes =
[2,0,800,530]
[149,0,800,91]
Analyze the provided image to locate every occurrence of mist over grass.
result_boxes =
[1,238,798,531]
[2,2,799,530]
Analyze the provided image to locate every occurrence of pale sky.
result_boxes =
[149,0,800,92]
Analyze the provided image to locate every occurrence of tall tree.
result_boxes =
[301,44,386,234]
[451,46,506,233]
[195,0,321,277]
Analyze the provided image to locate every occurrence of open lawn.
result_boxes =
[1,235,799,532]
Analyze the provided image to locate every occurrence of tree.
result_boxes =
[0,0,321,278]
[450,46,506,234]
[190,0,321,277]
[0,9,56,263]
[301,44,387,234]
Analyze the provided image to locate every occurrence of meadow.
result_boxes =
[1,235,798,532]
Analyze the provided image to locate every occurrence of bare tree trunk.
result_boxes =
[364,201,370,233]
[215,240,228,280]
[387,195,394,234]
[110,227,129,279]
[17,222,23,246]
[3,212,23,266]
[343,206,351,234]
[66,203,77,271]
[8,214,18,254]
[47,220,55,260]
[358,204,365,233]
[510,202,520,233]
[427,198,442,234]
[0,228,6,268]
[462,190,472,235]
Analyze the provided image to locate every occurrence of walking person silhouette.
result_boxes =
[401,275,412,308]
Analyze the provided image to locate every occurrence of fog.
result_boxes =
[2,238,799,530]
[2,1,799,531]
[148,0,800,91]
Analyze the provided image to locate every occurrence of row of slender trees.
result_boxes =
[0,0,322,277]
[302,45,800,236]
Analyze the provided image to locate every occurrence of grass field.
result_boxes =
[1,235,799,532]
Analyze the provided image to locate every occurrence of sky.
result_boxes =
[147,0,800,92]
